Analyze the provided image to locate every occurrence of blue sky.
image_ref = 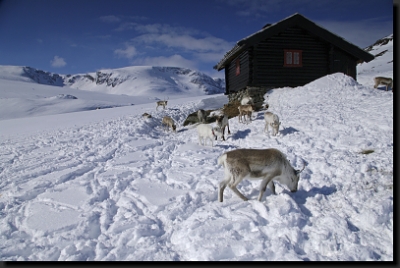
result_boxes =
[0,0,394,78]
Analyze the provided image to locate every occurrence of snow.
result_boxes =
[0,37,393,261]
[357,34,393,88]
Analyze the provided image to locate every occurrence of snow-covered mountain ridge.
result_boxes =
[363,34,393,59]
[357,34,393,87]
[2,33,393,99]
[10,65,225,96]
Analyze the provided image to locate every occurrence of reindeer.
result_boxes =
[238,104,254,123]
[156,97,169,110]
[196,124,222,147]
[241,96,254,106]
[264,112,281,136]
[215,115,230,141]
[161,116,176,132]
[197,109,206,123]
[374,77,393,91]
[142,112,152,118]
[217,148,305,202]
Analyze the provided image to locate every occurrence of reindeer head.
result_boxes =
[270,122,281,136]
[290,161,306,192]
[215,115,223,124]
[212,127,222,139]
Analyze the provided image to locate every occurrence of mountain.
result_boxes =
[0,65,227,120]
[357,34,393,87]
[363,34,393,57]
[12,66,225,96]
[0,33,392,121]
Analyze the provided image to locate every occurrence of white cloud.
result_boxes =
[100,15,121,23]
[218,0,333,17]
[50,56,67,68]
[193,52,227,63]
[115,22,137,31]
[114,45,138,59]
[131,54,198,70]
[134,34,233,53]
[114,22,233,66]
[128,15,148,21]
[315,18,393,48]
[114,22,235,71]
[133,23,200,36]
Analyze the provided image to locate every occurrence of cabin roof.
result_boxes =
[214,13,375,71]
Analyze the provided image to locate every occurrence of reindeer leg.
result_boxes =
[268,181,276,195]
[219,180,228,202]
[258,175,274,201]
[227,124,231,135]
[222,126,226,141]
[229,185,249,201]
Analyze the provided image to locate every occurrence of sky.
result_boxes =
[0,36,393,260]
[0,0,394,78]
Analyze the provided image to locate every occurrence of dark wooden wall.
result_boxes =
[251,26,329,89]
[330,47,358,80]
[225,25,360,94]
[226,50,251,94]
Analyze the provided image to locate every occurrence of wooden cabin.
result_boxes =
[214,13,375,95]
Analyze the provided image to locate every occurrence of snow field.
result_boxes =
[0,72,393,261]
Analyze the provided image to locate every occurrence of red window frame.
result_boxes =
[235,59,240,76]
[284,49,303,67]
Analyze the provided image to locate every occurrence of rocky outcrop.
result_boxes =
[227,86,271,111]
[20,66,226,95]
[95,71,127,87]
[23,67,64,86]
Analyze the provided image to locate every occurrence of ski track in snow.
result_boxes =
[0,75,393,261]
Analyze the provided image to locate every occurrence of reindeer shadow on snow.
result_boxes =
[176,128,189,133]
[167,108,180,112]
[214,144,238,150]
[243,183,336,218]
[291,185,337,217]
[253,112,265,121]
[375,86,393,92]
[230,129,251,140]
[279,126,299,136]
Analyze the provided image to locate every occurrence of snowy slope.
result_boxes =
[0,65,225,120]
[357,34,393,87]
[1,65,225,96]
[63,66,225,96]
[0,35,393,261]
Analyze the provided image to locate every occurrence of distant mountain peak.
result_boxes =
[364,34,393,52]
[23,66,64,86]
[18,65,225,96]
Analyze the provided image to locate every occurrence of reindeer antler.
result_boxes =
[296,160,306,174]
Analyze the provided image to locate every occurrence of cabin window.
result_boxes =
[284,50,302,67]
[235,59,240,76]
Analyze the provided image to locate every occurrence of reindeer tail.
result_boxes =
[217,153,227,167]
